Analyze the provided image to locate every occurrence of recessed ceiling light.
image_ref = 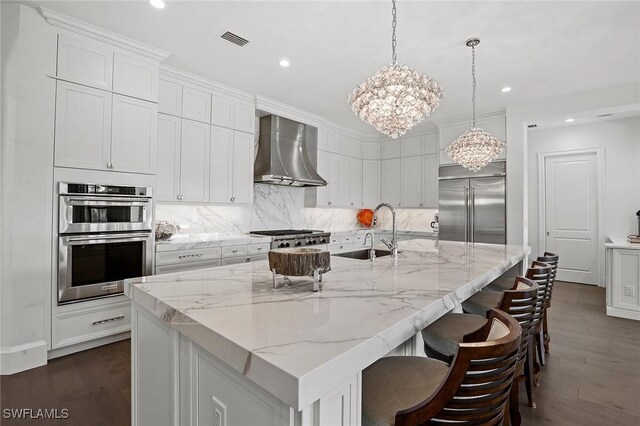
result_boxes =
[149,0,165,9]
[501,87,512,93]
[565,118,574,123]
[279,59,290,68]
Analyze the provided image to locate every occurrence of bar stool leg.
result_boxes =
[525,335,537,408]
[537,329,546,366]
[543,308,551,353]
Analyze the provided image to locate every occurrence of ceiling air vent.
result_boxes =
[527,124,538,128]
[221,31,249,47]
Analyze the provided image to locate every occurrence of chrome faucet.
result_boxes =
[364,232,375,261]
[373,202,398,259]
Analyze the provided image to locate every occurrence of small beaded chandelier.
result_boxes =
[348,0,443,139]
[446,38,505,172]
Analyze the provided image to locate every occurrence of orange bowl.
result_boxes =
[357,209,374,227]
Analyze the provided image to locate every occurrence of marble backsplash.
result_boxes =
[155,184,437,235]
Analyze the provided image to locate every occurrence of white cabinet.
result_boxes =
[315,150,330,206]
[112,53,159,101]
[234,101,257,134]
[156,114,181,201]
[54,81,112,171]
[422,133,438,154]
[401,156,422,207]
[158,79,183,116]
[381,158,401,207]
[180,119,211,202]
[363,160,381,208]
[110,94,157,174]
[57,35,113,90]
[211,93,235,129]
[327,132,342,153]
[401,136,422,157]
[362,142,381,160]
[349,157,363,208]
[337,155,350,207]
[382,139,401,159]
[182,86,211,123]
[607,247,640,320]
[421,154,439,208]
[210,127,254,204]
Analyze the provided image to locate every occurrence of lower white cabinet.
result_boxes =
[606,247,640,320]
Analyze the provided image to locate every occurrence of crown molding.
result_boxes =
[38,6,171,62]
[160,65,254,103]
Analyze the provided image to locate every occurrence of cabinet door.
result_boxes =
[112,53,159,101]
[422,133,438,154]
[57,35,113,90]
[401,156,422,207]
[182,86,211,123]
[315,150,330,206]
[611,250,640,312]
[327,152,339,206]
[327,132,342,154]
[421,154,439,208]
[209,126,233,203]
[158,80,183,116]
[401,136,422,157]
[156,114,181,202]
[111,94,158,174]
[234,101,256,134]
[211,93,235,129]
[180,119,210,202]
[231,131,255,204]
[349,158,363,208]
[362,142,381,160]
[337,155,351,207]
[54,81,112,171]
[362,160,381,208]
[381,158,401,207]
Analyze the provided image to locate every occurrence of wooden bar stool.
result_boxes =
[362,309,522,426]
[537,252,559,354]
[422,276,539,425]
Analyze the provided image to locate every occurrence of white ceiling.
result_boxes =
[32,0,640,135]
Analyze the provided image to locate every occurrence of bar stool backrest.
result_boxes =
[395,309,522,426]
[538,252,559,307]
[498,276,539,368]
[526,261,553,327]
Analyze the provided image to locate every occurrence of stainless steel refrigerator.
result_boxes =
[438,162,506,244]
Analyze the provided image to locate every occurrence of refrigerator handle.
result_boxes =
[464,186,469,243]
[470,186,475,243]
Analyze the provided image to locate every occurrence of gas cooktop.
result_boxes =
[250,229,331,248]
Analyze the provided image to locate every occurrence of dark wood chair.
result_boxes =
[537,252,559,354]
[362,309,522,426]
[422,276,539,425]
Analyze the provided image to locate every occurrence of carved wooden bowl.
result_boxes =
[268,248,331,277]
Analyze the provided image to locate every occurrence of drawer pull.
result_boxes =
[256,247,263,251]
[92,314,125,326]
[178,253,204,259]
[232,249,239,253]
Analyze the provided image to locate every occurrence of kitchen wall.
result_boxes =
[155,184,438,234]
[527,116,640,257]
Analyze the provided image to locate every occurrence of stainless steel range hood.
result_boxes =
[254,115,327,187]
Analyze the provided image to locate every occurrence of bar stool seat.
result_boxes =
[462,290,502,316]
[362,357,449,426]
[421,313,486,359]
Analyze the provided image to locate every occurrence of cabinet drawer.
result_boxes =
[341,235,354,244]
[52,302,131,349]
[329,236,340,245]
[247,243,270,256]
[221,245,248,258]
[329,243,354,254]
[156,247,222,266]
[155,260,221,275]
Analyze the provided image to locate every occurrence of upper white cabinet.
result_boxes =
[110,94,158,174]
[362,143,381,160]
[156,114,181,201]
[381,139,401,159]
[421,154,439,208]
[210,127,254,204]
[231,131,255,204]
[381,158,401,207]
[54,81,112,171]
[211,93,235,129]
[158,80,183,116]
[362,160,381,208]
[422,133,438,155]
[401,136,422,157]
[349,158,363,208]
[234,101,257,134]
[112,53,159,101]
[401,156,422,207]
[182,86,212,123]
[57,35,113,91]
[180,120,211,202]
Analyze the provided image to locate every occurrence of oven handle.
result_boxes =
[66,197,150,205]
[65,232,151,243]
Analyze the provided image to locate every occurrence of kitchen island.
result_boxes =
[125,239,529,426]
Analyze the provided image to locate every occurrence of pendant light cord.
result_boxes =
[391,0,397,65]
[471,43,477,127]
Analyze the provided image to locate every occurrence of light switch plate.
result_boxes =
[211,396,226,426]
[624,285,635,297]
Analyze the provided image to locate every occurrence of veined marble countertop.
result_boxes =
[127,239,528,410]
[605,236,640,250]
[155,233,272,252]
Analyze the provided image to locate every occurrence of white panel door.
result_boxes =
[54,81,112,171]
[231,131,255,204]
[545,153,598,284]
[401,156,422,207]
[57,35,113,90]
[349,157,363,208]
[110,94,158,174]
[158,79,183,116]
[182,86,211,123]
[234,101,256,134]
[156,114,181,202]
[381,158,401,207]
[209,126,233,203]
[180,119,210,202]
[337,155,351,207]
[211,93,235,129]
[421,154,439,208]
[112,53,159,101]
[362,159,381,208]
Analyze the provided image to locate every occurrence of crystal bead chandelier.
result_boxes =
[446,38,505,172]
[348,0,443,139]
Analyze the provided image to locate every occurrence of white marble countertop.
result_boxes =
[127,239,528,410]
[605,236,640,250]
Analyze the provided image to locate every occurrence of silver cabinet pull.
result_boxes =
[328,201,332,205]
[232,249,238,253]
[351,202,354,206]
[178,253,203,259]
[256,247,263,251]
[92,314,125,326]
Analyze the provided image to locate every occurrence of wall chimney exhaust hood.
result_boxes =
[254,115,327,187]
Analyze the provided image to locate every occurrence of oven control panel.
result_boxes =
[60,182,151,197]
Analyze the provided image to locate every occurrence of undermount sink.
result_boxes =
[334,249,392,260]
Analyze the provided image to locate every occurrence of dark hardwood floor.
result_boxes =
[1,282,638,425]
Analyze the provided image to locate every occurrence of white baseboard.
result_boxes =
[48,331,130,360]
[606,307,640,321]
[0,340,48,375]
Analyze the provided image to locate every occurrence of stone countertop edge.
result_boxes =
[605,236,640,250]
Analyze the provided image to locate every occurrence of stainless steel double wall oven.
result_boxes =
[57,182,153,304]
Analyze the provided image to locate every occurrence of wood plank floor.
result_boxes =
[1,282,638,425]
